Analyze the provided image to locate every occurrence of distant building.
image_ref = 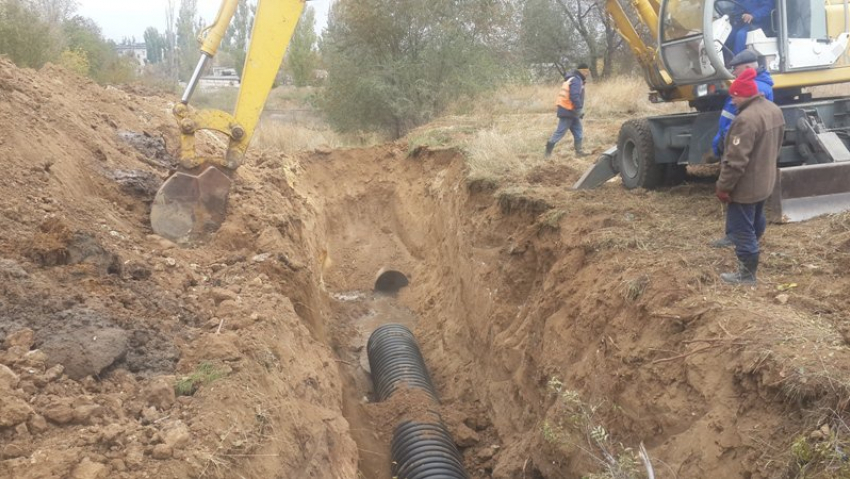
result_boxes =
[198,67,241,90]
[116,43,148,68]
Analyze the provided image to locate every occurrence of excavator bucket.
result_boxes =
[151,165,232,242]
[768,162,850,222]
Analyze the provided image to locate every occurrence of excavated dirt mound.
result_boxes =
[0,59,357,479]
[2,57,850,479]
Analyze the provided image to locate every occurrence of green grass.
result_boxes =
[174,361,229,396]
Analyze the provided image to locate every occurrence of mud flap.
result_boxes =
[151,165,231,242]
[572,147,619,189]
[768,162,850,222]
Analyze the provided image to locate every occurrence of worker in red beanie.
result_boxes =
[729,67,759,97]
[715,67,785,284]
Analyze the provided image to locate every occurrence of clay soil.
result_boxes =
[2,58,850,479]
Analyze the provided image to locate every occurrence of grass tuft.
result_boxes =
[175,361,229,397]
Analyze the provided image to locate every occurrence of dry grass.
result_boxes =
[252,119,384,155]
[422,76,691,184]
[265,85,318,110]
[448,76,688,118]
[464,118,553,181]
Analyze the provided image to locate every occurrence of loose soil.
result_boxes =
[1,58,850,479]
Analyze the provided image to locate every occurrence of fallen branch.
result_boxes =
[639,442,656,479]
[650,344,722,364]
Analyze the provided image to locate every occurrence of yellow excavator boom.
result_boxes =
[151,0,305,243]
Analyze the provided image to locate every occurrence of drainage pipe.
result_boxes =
[390,420,469,479]
[366,324,439,402]
[367,324,470,478]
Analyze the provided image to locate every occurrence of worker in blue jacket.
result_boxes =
[710,49,775,249]
[729,0,775,53]
[545,63,591,158]
[712,50,774,160]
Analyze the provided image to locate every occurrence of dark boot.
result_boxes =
[710,235,734,248]
[574,140,588,157]
[720,254,759,285]
[545,141,555,157]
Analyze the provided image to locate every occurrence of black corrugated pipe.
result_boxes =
[366,324,439,402]
[367,324,470,478]
[391,419,469,479]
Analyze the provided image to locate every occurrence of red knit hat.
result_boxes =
[729,68,758,97]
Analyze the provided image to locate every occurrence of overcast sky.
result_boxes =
[77,0,333,43]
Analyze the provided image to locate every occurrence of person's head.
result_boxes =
[728,50,759,76]
[729,67,759,107]
[576,63,591,80]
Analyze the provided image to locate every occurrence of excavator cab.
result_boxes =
[659,0,730,84]
[659,0,850,85]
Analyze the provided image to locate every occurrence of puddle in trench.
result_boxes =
[333,290,418,479]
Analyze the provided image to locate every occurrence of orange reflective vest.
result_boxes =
[556,78,576,111]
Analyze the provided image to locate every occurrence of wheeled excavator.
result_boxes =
[151,0,304,242]
[575,0,850,222]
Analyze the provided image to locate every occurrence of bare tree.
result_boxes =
[552,0,604,77]
[166,0,177,80]
[521,0,626,79]
[30,0,77,25]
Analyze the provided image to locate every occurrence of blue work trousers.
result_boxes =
[549,115,583,146]
[726,201,766,258]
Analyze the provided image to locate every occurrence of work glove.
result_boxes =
[579,110,585,119]
[715,188,731,204]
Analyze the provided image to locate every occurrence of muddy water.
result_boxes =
[332,291,418,479]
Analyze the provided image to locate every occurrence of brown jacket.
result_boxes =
[717,95,785,203]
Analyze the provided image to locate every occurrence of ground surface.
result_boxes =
[1,59,850,479]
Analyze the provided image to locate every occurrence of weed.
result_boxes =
[789,417,850,478]
[407,130,453,155]
[497,187,552,215]
[544,376,653,479]
[623,276,649,301]
[540,209,567,231]
[175,361,229,396]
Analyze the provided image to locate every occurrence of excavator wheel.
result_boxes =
[617,119,665,189]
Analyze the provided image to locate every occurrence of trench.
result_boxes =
[332,290,418,478]
[284,145,805,479]
[290,147,494,478]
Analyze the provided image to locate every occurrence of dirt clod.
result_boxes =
[27,414,48,433]
[0,259,28,279]
[4,329,34,350]
[453,422,481,447]
[0,395,33,428]
[143,377,175,410]
[42,398,75,424]
[0,442,29,459]
[108,169,161,200]
[151,443,173,460]
[40,324,129,380]
[71,457,109,479]
[0,364,20,390]
[117,130,175,170]
[162,421,191,449]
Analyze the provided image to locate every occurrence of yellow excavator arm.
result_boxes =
[151,0,305,243]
